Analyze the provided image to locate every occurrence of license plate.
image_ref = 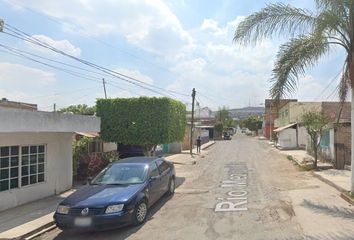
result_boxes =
[74,217,92,227]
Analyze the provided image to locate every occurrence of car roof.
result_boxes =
[115,156,162,164]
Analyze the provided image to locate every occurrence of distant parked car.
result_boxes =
[223,132,232,140]
[54,157,175,231]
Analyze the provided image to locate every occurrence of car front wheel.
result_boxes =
[133,201,148,226]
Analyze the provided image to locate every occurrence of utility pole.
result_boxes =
[53,103,56,112]
[269,101,272,142]
[190,88,196,155]
[0,19,4,32]
[102,78,107,99]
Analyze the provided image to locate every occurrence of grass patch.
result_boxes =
[286,155,313,171]
[345,191,354,199]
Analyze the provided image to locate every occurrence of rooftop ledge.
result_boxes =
[0,108,100,133]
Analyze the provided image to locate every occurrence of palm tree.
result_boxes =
[233,1,354,192]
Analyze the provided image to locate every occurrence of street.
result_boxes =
[40,134,354,240]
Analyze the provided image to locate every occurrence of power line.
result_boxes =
[7,1,175,75]
[2,24,187,98]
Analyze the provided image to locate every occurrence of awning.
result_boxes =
[273,123,297,133]
[75,132,99,138]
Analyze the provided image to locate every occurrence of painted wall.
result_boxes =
[278,102,321,126]
[0,108,100,133]
[0,132,73,212]
[277,128,297,149]
[103,142,117,152]
[297,126,308,149]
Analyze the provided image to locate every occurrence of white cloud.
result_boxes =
[26,35,81,57]
[113,68,154,85]
[0,62,56,107]
[8,1,283,108]
[10,0,193,56]
[0,62,56,86]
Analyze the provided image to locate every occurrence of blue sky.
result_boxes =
[0,0,346,111]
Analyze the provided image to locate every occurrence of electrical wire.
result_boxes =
[2,24,187,98]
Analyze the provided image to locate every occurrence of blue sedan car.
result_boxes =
[54,157,176,230]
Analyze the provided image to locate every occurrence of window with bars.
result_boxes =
[0,146,19,191]
[0,145,46,192]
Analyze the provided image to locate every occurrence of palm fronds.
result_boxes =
[270,34,329,100]
[234,3,315,45]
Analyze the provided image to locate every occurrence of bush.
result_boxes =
[96,97,186,156]
[87,151,119,178]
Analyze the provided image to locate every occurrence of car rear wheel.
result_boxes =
[133,201,148,226]
[167,177,175,195]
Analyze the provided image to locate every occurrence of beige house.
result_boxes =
[275,102,321,149]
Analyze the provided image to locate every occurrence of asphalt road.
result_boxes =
[40,134,354,240]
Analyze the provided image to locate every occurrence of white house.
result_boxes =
[0,107,100,211]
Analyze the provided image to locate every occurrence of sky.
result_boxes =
[0,0,347,111]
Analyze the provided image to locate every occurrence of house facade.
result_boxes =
[0,107,100,211]
[263,99,297,139]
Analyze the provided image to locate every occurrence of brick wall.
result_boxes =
[322,102,351,121]
[334,123,351,168]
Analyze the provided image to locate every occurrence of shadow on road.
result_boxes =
[272,232,354,240]
[300,199,354,220]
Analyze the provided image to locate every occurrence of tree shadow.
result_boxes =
[271,232,354,240]
[300,199,354,220]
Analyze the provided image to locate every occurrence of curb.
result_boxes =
[24,222,56,240]
[201,141,216,150]
[312,172,347,193]
[340,192,354,205]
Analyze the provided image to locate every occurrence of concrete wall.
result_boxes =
[278,102,321,126]
[298,126,308,149]
[103,142,117,152]
[278,128,297,149]
[0,108,100,133]
[0,132,73,212]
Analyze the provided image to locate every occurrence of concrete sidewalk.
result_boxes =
[277,149,332,169]
[0,189,75,239]
[0,141,216,239]
[313,169,351,193]
[168,141,215,165]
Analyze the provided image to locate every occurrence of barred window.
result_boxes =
[0,145,45,192]
[21,145,45,186]
[0,146,19,191]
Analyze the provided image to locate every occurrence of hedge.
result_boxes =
[96,97,186,154]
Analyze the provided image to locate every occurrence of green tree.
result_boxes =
[234,1,354,192]
[96,97,186,156]
[59,104,96,115]
[214,122,224,138]
[241,116,263,134]
[302,112,330,169]
[216,106,234,128]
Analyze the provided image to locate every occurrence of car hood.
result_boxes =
[61,183,145,208]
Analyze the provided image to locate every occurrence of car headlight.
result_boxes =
[57,205,70,215]
[105,204,124,214]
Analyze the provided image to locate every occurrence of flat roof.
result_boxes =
[0,107,100,133]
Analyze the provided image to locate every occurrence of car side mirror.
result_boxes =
[87,176,93,185]
[149,176,158,182]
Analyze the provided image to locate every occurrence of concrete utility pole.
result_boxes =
[190,88,196,155]
[0,19,4,32]
[102,78,107,99]
[269,101,272,142]
[53,103,56,112]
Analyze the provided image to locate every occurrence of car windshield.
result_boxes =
[91,164,148,185]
